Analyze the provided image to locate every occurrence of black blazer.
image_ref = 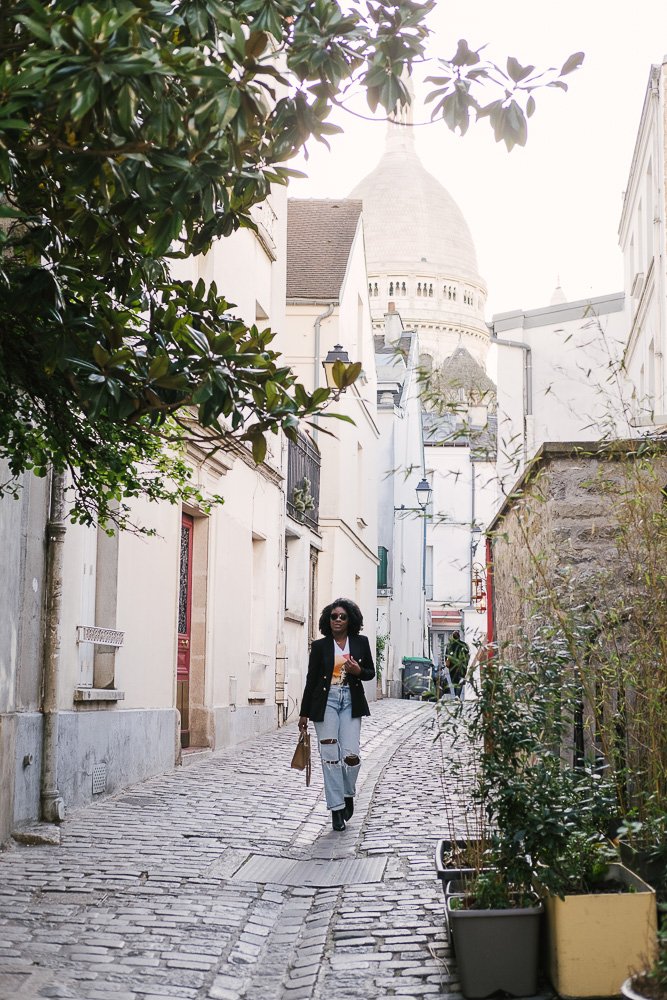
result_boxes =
[299,634,375,722]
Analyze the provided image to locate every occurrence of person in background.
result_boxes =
[445,630,470,699]
[298,598,375,832]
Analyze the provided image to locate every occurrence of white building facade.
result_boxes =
[351,120,496,662]
[619,58,667,429]
[284,199,379,703]
[375,306,429,696]
[492,292,628,496]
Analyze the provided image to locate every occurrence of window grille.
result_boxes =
[287,431,321,530]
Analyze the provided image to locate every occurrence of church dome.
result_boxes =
[350,120,489,365]
[350,128,480,280]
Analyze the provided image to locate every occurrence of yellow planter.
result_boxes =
[545,863,658,999]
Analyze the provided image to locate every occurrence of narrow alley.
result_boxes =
[0,700,466,1000]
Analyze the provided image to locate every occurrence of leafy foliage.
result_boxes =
[631,906,667,1000]
[0,0,582,526]
[440,646,618,903]
[426,39,584,152]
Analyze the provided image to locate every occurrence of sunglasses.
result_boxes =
[330,612,348,621]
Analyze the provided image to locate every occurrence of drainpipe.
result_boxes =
[40,470,66,823]
[469,460,476,605]
[485,535,495,658]
[312,302,335,443]
[491,332,532,465]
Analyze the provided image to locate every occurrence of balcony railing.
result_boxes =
[287,431,321,531]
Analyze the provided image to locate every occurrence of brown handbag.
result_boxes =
[290,731,312,786]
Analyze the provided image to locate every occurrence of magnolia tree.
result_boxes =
[0,0,582,526]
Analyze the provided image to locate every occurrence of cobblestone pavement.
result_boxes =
[0,698,472,1000]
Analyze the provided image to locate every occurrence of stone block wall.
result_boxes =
[491,441,667,654]
[488,439,667,781]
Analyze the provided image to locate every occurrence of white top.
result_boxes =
[331,637,350,685]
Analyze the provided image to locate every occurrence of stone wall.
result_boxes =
[489,439,667,779]
[490,443,655,653]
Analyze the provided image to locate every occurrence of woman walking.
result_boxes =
[298,598,375,831]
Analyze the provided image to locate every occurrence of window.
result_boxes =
[377,546,388,589]
[425,545,433,600]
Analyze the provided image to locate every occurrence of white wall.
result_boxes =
[284,220,379,678]
[619,61,667,426]
[376,324,428,695]
[492,292,628,497]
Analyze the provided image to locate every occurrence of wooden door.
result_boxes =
[177,513,194,748]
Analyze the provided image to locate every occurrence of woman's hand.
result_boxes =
[344,655,362,677]
[298,716,308,732]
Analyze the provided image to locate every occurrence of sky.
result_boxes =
[289,1,667,317]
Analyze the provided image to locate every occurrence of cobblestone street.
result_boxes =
[0,699,466,1000]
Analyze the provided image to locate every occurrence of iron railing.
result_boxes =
[287,432,321,531]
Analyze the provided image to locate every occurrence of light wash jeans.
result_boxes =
[314,686,362,811]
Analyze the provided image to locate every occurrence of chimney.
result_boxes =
[383,302,403,348]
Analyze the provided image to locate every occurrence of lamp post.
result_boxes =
[394,478,432,656]
[322,344,351,401]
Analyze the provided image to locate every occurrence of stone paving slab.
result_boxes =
[0,698,505,1000]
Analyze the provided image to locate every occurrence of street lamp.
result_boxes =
[415,478,432,510]
[393,478,433,514]
[472,562,487,614]
[392,477,432,657]
[322,344,351,400]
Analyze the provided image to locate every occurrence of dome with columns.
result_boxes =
[350,119,490,366]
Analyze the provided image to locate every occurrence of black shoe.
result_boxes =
[332,809,346,832]
[343,796,354,821]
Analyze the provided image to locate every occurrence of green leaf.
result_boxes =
[507,57,535,83]
[15,15,51,44]
[250,432,267,464]
[560,52,585,76]
[340,361,362,388]
[148,355,170,380]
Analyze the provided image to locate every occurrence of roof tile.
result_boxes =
[287,199,363,300]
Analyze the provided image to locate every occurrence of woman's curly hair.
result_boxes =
[318,598,364,637]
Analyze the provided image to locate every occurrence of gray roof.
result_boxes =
[286,199,363,300]
[373,333,414,356]
[429,346,497,409]
[423,410,497,459]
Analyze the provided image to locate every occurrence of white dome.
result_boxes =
[351,122,489,365]
[351,125,481,281]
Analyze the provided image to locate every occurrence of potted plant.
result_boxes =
[622,907,667,1000]
[616,807,667,903]
[539,832,658,1000]
[291,477,315,521]
[434,698,488,896]
[446,859,544,998]
[435,835,485,889]
[438,650,657,999]
[436,674,547,997]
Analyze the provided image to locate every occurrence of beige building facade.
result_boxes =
[285,199,379,691]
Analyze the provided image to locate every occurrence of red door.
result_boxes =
[177,513,194,748]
